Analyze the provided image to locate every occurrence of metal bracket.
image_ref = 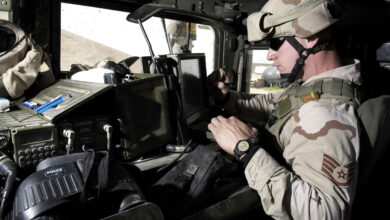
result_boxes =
[0,0,12,12]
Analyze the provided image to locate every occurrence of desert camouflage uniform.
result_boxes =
[223,60,361,219]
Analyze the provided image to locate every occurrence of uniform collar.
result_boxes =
[303,59,361,86]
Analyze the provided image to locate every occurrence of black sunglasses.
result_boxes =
[268,37,286,51]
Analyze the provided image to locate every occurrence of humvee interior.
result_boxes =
[1,0,390,219]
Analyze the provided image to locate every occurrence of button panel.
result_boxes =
[18,145,58,168]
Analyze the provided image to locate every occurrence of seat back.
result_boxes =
[352,95,390,219]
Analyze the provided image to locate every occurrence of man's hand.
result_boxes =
[206,68,231,102]
[208,116,258,155]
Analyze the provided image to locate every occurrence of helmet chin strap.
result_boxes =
[283,36,330,83]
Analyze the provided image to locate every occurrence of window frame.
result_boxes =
[238,44,270,93]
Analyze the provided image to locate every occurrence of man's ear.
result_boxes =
[303,36,319,49]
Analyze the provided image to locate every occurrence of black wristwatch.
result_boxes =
[234,136,259,159]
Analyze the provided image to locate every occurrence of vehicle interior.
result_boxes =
[1,0,390,219]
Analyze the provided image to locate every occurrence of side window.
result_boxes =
[246,49,286,94]
[60,3,216,73]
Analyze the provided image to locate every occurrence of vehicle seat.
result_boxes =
[351,95,390,219]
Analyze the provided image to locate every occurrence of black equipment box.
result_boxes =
[114,74,174,160]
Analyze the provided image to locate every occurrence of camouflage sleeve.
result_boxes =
[1,38,43,99]
[245,99,360,219]
[222,91,282,125]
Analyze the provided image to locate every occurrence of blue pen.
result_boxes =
[35,94,71,114]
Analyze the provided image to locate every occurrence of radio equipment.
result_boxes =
[1,80,116,169]
[0,110,60,168]
[0,110,115,168]
[56,115,115,153]
[0,110,115,169]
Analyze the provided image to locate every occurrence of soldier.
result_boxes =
[208,0,361,219]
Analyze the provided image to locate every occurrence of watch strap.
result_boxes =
[234,140,246,159]
[241,144,261,168]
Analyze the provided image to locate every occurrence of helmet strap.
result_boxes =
[283,36,331,83]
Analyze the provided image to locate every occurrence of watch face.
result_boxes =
[238,140,250,152]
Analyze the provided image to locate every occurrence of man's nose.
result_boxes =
[267,48,276,61]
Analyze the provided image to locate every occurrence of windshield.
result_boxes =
[60,3,216,73]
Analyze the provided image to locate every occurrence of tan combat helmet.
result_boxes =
[246,0,343,82]
[247,0,343,42]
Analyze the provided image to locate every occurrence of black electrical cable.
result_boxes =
[175,89,187,144]
[0,152,17,219]
[157,139,193,173]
